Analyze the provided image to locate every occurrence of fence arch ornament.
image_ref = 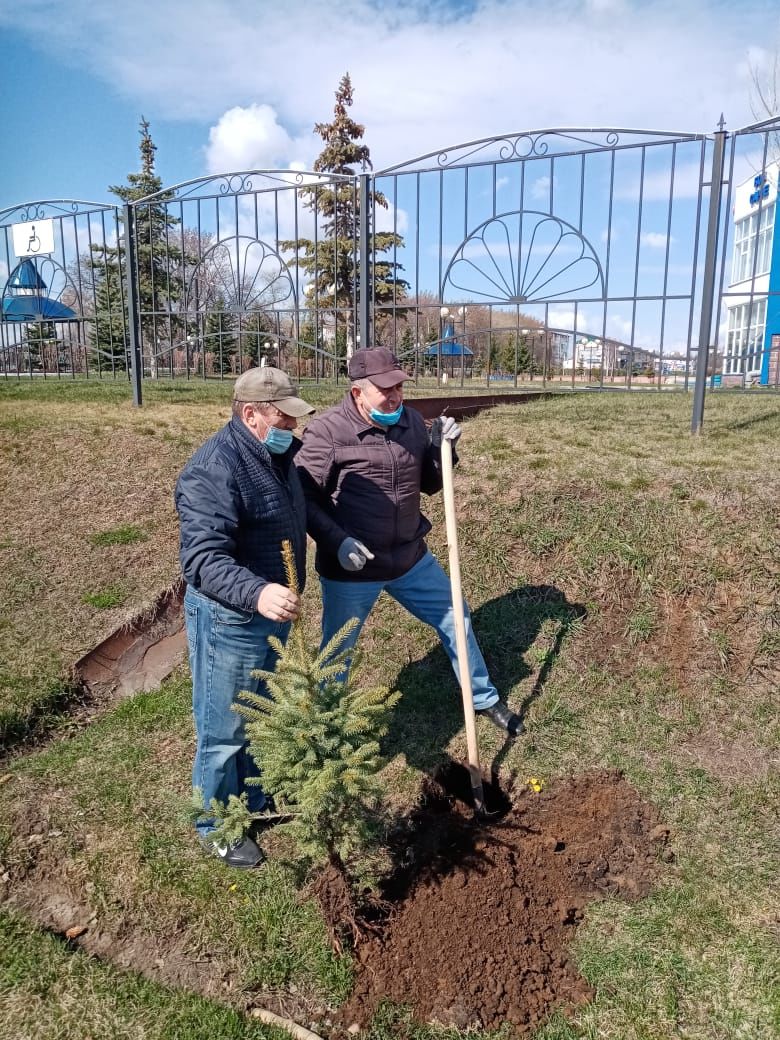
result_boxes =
[186,236,296,313]
[133,168,355,205]
[442,210,605,305]
[2,255,81,320]
[377,127,704,175]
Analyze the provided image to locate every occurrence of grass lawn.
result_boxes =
[0,381,778,1039]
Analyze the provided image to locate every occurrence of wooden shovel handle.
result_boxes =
[441,436,485,815]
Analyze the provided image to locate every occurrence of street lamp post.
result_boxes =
[440,305,468,386]
[185,333,196,380]
[519,327,530,387]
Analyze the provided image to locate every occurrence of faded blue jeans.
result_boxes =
[320,550,499,711]
[184,584,289,838]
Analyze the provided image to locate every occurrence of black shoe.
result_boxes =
[200,834,265,869]
[478,700,523,736]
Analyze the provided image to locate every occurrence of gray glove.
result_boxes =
[430,415,462,447]
[337,537,375,572]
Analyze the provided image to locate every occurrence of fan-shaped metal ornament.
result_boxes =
[442,210,604,305]
[186,236,295,313]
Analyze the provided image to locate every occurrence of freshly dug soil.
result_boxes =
[341,768,671,1035]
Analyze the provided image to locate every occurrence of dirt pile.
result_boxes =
[342,769,671,1035]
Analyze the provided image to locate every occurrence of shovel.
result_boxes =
[440,434,487,818]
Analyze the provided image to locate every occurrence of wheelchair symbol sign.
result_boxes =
[12,218,55,257]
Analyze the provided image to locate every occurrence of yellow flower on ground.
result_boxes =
[527,776,544,793]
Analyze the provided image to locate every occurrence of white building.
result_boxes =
[724,161,780,384]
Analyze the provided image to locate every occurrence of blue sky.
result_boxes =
[1,0,778,211]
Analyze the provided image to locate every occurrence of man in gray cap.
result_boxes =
[175,367,314,868]
[295,347,520,736]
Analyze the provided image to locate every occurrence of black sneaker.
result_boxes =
[200,834,265,869]
[478,700,523,737]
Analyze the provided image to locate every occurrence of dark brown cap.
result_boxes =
[348,347,410,389]
[233,366,314,417]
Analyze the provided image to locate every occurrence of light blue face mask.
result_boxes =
[263,425,294,453]
[369,403,404,427]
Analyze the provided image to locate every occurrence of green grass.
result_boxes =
[0,384,778,1038]
[81,583,130,609]
[0,907,287,1040]
[3,674,352,1009]
[89,525,148,547]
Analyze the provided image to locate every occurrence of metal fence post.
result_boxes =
[123,203,143,407]
[691,124,727,434]
[358,173,371,351]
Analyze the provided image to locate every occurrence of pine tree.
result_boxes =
[241,307,274,366]
[91,259,128,371]
[234,542,400,879]
[204,293,238,374]
[89,119,185,372]
[280,74,409,349]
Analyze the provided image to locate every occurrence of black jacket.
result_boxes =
[175,416,307,611]
[294,395,448,581]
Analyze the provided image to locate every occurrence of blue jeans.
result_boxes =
[184,584,289,837]
[320,550,499,711]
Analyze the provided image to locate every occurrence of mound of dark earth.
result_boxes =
[341,769,671,1035]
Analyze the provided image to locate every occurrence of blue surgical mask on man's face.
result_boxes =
[369,403,404,426]
[263,425,294,453]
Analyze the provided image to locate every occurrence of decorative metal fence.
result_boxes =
[0,200,124,378]
[3,118,780,425]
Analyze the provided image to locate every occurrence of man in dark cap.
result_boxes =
[295,347,520,735]
[175,367,314,868]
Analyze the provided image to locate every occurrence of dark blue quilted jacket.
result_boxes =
[175,416,307,612]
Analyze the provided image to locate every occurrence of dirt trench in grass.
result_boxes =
[337,767,672,1035]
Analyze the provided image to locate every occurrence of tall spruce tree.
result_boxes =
[89,119,184,372]
[91,259,128,371]
[204,294,238,374]
[280,74,408,352]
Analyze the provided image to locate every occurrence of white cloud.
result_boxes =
[607,315,634,340]
[642,231,674,248]
[615,161,705,202]
[206,105,314,173]
[548,307,585,332]
[0,0,769,179]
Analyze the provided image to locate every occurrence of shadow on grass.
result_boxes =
[382,584,586,775]
[0,675,83,762]
[721,406,780,431]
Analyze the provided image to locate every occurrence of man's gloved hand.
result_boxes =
[430,415,462,448]
[337,537,375,572]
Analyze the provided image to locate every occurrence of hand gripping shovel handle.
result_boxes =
[440,436,487,817]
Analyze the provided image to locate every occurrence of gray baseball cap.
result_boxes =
[233,367,314,417]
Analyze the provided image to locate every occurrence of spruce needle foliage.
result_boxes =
[190,788,255,848]
[235,541,401,873]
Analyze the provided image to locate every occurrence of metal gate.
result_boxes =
[3,117,780,415]
[121,168,360,402]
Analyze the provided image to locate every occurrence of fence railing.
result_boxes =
[2,119,780,428]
